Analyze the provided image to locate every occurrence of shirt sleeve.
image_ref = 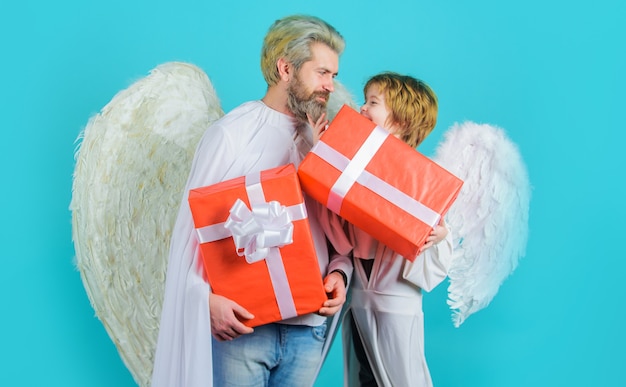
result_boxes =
[401,221,454,292]
[152,123,237,387]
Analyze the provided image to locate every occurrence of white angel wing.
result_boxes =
[433,121,531,327]
[328,79,359,120]
[70,62,224,386]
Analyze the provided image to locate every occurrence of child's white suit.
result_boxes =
[343,225,454,387]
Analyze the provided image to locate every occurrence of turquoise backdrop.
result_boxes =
[2,0,624,386]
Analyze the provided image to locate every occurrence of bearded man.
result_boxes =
[151,14,352,387]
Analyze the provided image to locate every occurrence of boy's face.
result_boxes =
[361,85,392,131]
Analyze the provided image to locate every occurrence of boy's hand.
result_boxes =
[307,112,329,144]
[419,218,449,254]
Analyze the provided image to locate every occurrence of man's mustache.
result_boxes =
[311,91,330,103]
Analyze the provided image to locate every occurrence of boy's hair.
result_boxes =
[261,15,345,86]
[364,72,438,148]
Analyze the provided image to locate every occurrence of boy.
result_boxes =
[312,72,452,387]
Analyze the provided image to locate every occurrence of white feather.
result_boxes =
[433,121,531,327]
[327,80,358,120]
[70,62,224,386]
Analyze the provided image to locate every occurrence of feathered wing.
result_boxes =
[432,121,531,327]
[70,62,224,386]
[327,79,359,120]
[70,68,356,384]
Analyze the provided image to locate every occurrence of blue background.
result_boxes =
[2,0,625,386]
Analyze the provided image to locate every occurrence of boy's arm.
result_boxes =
[402,219,454,292]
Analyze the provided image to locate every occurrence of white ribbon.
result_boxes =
[224,199,294,264]
[325,125,389,213]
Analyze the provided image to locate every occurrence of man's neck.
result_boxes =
[261,85,293,117]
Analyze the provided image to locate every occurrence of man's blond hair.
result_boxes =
[261,15,345,86]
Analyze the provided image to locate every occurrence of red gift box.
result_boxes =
[188,164,327,327]
[298,105,463,261]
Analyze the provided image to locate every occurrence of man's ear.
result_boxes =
[277,58,292,82]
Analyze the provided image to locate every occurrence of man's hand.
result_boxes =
[318,270,347,316]
[209,293,254,341]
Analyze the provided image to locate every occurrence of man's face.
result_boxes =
[287,42,339,122]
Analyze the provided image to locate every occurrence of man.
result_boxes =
[151,15,352,387]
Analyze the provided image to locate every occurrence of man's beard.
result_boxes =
[287,74,329,123]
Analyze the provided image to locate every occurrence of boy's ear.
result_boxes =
[277,58,292,82]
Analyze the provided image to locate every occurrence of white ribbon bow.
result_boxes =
[224,198,294,263]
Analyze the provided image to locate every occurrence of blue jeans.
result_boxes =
[212,322,328,386]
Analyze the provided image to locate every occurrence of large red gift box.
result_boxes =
[188,164,327,327]
[298,105,463,261]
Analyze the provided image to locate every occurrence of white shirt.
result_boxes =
[151,100,351,387]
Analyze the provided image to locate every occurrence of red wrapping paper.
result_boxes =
[298,105,463,261]
[188,164,327,327]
